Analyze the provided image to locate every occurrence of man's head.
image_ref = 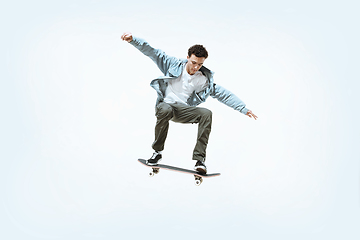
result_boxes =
[186,44,208,75]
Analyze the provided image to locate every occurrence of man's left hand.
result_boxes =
[246,110,258,120]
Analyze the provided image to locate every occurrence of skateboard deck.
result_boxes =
[138,159,220,186]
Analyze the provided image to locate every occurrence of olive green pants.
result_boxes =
[152,102,212,162]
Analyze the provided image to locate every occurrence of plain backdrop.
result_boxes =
[1,0,359,239]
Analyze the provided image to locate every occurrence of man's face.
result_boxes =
[186,54,206,75]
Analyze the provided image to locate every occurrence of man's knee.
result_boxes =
[156,102,173,119]
[199,108,212,118]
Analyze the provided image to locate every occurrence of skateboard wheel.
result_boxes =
[149,168,159,177]
[194,176,203,186]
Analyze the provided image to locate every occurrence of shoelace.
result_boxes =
[151,152,159,159]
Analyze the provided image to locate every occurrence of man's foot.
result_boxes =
[194,160,207,175]
[147,151,162,166]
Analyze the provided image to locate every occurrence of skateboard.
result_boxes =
[138,159,220,186]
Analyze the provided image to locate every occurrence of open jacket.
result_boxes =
[129,37,248,115]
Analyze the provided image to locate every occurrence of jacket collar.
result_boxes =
[168,59,214,79]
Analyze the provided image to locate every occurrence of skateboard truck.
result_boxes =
[149,168,160,177]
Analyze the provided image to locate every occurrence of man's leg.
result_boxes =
[152,102,174,152]
[193,108,212,162]
[170,103,212,162]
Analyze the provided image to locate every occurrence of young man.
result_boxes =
[121,32,257,174]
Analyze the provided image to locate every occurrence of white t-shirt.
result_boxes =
[164,67,208,105]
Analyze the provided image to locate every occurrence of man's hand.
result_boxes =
[246,110,258,120]
[121,32,133,42]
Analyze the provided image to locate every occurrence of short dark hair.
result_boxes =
[188,44,208,59]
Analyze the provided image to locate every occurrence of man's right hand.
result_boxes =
[121,32,133,42]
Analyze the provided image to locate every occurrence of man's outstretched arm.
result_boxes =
[121,32,180,75]
[211,84,257,120]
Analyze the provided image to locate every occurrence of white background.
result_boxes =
[1,0,359,239]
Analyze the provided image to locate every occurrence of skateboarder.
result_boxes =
[121,32,257,174]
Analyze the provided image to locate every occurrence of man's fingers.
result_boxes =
[121,34,129,41]
[121,33,132,42]
[247,110,258,120]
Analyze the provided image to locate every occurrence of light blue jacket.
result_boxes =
[129,37,248,115]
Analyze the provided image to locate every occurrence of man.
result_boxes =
[121,32,257,174]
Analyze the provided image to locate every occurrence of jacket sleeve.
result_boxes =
[210,83,249,115]
[129,37,180,75]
